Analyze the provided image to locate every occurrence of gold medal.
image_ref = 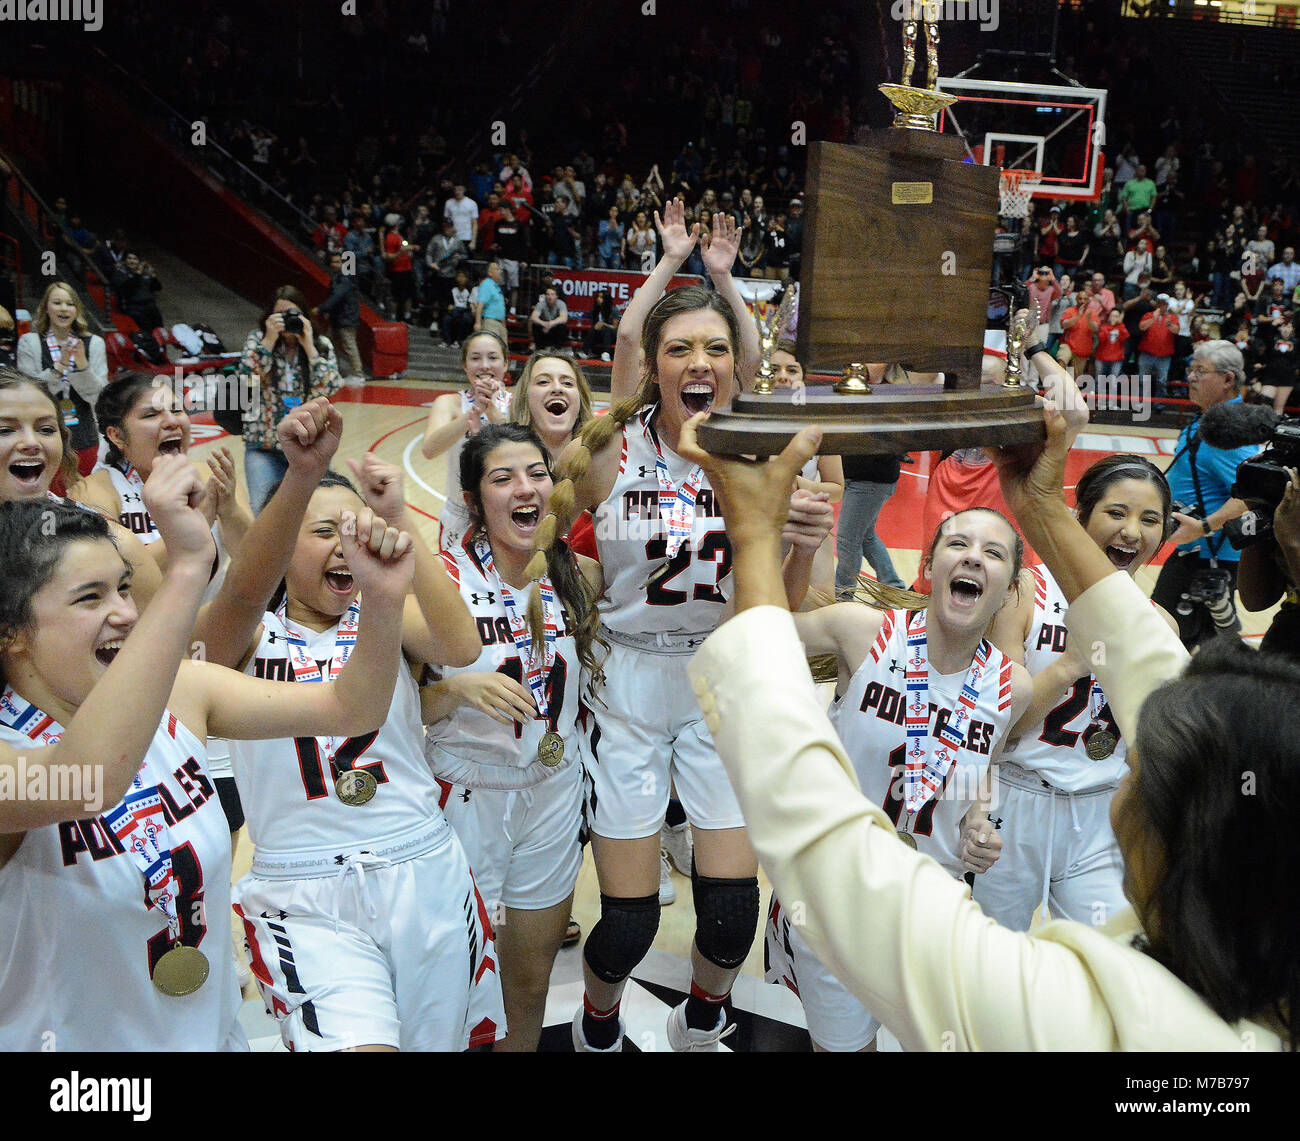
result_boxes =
[896,829,918,850]
[152,943,210,997]
[537,731,564,768]
[1083,727,1117,761]
[335,768,378,806]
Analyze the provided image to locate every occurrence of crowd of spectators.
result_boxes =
[71,2,1298,392]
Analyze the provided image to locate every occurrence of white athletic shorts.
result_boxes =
[765,896,880,1052]
[972,765,1126,931]
[233,824,505,1052]
[581,637,745,839]
[437,761,583,913]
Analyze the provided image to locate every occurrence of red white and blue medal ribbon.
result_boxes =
[103,770,185,945]
[643,405,705,559]
[902,610,989,816]
[0,687,184,943]
[0,685,66,748]
[276,596,361,761]
[473,535,558,720]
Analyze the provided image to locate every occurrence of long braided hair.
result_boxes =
[521,287,742,638]
[459,423,602,678]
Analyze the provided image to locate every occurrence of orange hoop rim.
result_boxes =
[999,168,1041,187]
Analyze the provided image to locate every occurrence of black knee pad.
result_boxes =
[583,893,661,984]
[692,872,760,971]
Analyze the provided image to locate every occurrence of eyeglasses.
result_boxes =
[1186,366,1222,379]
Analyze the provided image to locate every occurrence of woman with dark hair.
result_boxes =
[17,281,108,476]
[737,212,766,277]
[765,508,1033,1050]
[421,330,513,551]
[78,372,251,572]
[422,424,601,1050]
[584,290,619,360]
[191,397,499,1052]
[0,449,418,1050]
[973,455,1178,932]
[77,371,255,917]
[237,285,341,512]
[682,403,1295,1050]
[523,270,832,1051]
[0,369,161,608]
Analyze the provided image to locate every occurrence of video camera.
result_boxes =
[1224,417,1300,550]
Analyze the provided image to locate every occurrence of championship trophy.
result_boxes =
[697,4,1045,456]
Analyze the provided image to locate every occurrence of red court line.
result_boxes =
[335,383,454,406]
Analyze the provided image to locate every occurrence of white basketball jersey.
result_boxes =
[0,710,244,1050]
[228,606,449,857]
[425,542,579,776]
[96,460,157,542]
[440,389,513,543]
[999,566,1128,791]
[593,408,732,636]
[829,609,1017,876]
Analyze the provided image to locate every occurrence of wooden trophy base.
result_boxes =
[695,385,1045,457]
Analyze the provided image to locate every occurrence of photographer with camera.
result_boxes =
[237,285,341,511]
[1151,340,1255,649]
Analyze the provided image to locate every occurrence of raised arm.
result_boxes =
[346,451,480,667]
[191,398,342,667]
[700,212,762,388]
[0,458,215,830]
[610,199,700,405]
[191,507,413,742]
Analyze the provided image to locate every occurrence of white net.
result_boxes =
[999,171,1040,218]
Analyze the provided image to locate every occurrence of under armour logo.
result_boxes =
[265,631,278,644]
[122,493,142,504]
[888,658,904,675]
[259,909,289,919]
[990,816,1004,831]
[637,465,656,479]
[1052,602,1065,614]
[470,591,496,605]
[461,789,472,802]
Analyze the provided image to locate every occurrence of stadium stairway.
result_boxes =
[126,240,262,356]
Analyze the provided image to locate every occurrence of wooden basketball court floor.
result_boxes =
[188,378,1276,1051]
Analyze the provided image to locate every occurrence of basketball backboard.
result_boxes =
[933,77,1108,202]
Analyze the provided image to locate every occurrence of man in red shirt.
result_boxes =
[505,175,534,234]
[382,217,415,322]
[1137,293,1181,400]
[476,192,505,256]
[1084,271,1117,324]
[1093,307,1130,379]
[1023,265,1062,341]
[1056,287,1098,374]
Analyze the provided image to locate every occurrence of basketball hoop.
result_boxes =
[998,169,1040,218]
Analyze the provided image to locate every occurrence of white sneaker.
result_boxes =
[666,999,736,1052]
[572,1007,624,1052]
[659,849,676,906]
[661,820,693,876]
[600,351,611,361]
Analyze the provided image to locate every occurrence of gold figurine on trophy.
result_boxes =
[878,0,957,131]
[750,288,798,395]
[1003,308,1035,390]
